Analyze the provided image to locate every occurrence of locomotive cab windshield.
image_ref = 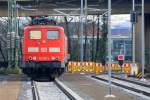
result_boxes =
[47,30,59,40]
[29,30,42,39]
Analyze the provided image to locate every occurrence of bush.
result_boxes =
[0,68,7,74]
[0,67,21,75]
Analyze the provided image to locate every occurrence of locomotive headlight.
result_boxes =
[29,56,32,61]
[51,57,55,60]
[32,56,37,60]
[51,56,59,60]
[29,56,36,61]
[28,47,39,52]
[49,47,60,52]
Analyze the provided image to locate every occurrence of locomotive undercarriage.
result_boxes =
[22,61,65,80]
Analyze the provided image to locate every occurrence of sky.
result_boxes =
[111,14,131,29]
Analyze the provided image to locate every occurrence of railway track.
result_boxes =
[31,81,40,100]
[31,79,83,100]
[92,75,150,98]
[111,76,150,88]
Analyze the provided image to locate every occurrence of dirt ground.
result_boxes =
[0,75,23,100]
[59,73,146,100]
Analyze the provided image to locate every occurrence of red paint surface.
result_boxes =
[23,25,68,62]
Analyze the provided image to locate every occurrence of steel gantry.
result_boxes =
[7,0,19,67]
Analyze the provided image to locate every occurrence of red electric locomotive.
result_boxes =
[22,25,68,79]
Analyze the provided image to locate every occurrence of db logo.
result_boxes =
[118,55,125,60]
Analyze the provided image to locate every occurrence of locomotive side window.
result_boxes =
[47,30,59,39]
[29,30,41,39]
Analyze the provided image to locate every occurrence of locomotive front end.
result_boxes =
[22,26,68,79]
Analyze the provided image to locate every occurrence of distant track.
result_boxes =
[111,76,150,88]
[92,75,150,97]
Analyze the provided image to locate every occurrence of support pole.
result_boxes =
[105,0,115,98]
[84,0,88,61]
[132,0,136,62]
[15,6,19,67]
[141,0,146,81]
[80,0,84,61]
[7,0,17,67]
[92,16,95,61]
[107,0,112,96]
[95,15,100,61]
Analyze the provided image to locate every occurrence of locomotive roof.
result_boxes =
[24,25,64,30]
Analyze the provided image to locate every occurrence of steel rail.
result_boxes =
[55,79,84,100]
[31,81,40,100]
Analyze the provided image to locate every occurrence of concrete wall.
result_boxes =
[135,14,150,72]
[135,16,142,66]
[145,14,150,72]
